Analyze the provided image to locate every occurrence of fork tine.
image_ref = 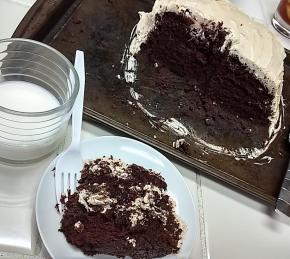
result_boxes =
[55,170,79,215]
[68,172,71,192]
[73,172,78,192]
[54,173,62,212]
[63,172,70,198]
[61,172,66,213]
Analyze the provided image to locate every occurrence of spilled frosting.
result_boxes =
[128,95,283,160]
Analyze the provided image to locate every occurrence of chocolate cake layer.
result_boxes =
[136,12,272,125]
[60,156,183,259]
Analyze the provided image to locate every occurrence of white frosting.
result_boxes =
[74,221,82,228]
[89,156,129,179]
[127,183,169,227]
[129,0,286,126]
[73,220,84,233]
[173,138,187,149]
[78,190,93,212]
[126,237,137,247]
[78,185,117,213]
[161,118,190,136]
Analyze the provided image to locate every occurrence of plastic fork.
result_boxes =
[54,50,85,212]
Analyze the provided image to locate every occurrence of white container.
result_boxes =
[0,38,79,164]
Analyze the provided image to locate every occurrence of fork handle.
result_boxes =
[71,50,85,148]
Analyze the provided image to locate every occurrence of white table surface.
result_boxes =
[1,0,290,259]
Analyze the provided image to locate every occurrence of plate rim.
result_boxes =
[36,135,197,258]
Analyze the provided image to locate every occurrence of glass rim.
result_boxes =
[0,38,80,117]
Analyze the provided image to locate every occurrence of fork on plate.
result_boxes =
[54,50,85,213]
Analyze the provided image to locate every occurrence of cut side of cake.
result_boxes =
[59,156,184,259]
[124,0,286,159]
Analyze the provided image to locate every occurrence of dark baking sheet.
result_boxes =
[13,0,290,205]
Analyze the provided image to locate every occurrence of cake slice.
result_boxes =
[125,0,286,158]
[59,156,184,259]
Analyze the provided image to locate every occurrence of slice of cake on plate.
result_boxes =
[60,156,184,259]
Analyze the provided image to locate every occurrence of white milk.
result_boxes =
[0,81,59,112]
[0,81,65,163]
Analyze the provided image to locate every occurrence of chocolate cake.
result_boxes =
[59,156,184,259]
[124,0,286,159]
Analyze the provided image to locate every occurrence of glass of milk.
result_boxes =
[0,38,79,164]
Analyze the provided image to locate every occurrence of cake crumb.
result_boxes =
[173,138,184,149]
[204,118,214,126]
[55,203,60,213]
[173,138,190,153]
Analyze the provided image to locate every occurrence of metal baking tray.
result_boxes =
[13,0,290,205]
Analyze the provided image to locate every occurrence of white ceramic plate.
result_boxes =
[36,136,197,259]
